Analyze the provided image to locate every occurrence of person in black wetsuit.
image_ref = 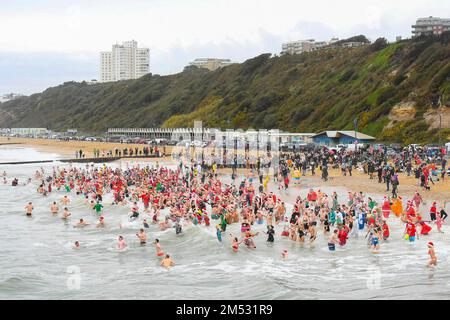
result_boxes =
[265,225,275,243]
[174,222,182,235]
[290,209,300,225]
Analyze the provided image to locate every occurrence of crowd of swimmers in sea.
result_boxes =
[2,154,447,269]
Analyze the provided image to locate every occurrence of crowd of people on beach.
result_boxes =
[177,143,448,195]
[4,145,447,269]
[74,146,163,159]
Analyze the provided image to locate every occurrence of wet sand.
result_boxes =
[0,137,173,158]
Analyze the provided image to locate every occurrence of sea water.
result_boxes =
[1,145,450,300]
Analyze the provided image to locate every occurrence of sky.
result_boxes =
[0,0,449,95]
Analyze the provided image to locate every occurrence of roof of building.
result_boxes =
[311,130,375,140]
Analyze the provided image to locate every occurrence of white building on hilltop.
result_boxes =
[412,16,450,37]
[188,58,234,71]
[281,39,317,55]
[100,40,150,82]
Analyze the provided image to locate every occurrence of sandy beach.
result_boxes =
[1,136,449,203]
[0,136,173,159]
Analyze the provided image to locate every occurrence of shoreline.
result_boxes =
[1,136,449,203]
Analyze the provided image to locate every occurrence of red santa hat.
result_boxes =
[428,242,434,248]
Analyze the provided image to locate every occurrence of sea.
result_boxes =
[1,145,450,299]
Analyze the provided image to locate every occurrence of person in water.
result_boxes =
[174,221,182,235]
[50,201,59,215]
[154,239,164,257]
[243,230,259,249]
[371,227,381,252]
[229,234,241,253]
[25,202,34,216]
[75,218,88,228]
[61,195,70,205]
[136,229,147,244]
[96,216,105,228]
[62,207,71,219]
[93,201,103,214]
[265,225,275,243]
[216,224,223,242]
[130,202,139,219]
[427,242,437,267]
[328,229,338,251]
[117,235,127,250]
[73,241,80,249]
[161,254,175,268]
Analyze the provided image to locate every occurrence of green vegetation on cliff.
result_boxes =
[1,34,449,143]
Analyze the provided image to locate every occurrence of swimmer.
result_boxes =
[265,225,275,243]
[73,241,80,249]
[382,220,390,240]
[117,235,127,250]
[136,229,147,244]
[61,196,70,205]
[216,224,223,242]
[159,218,170,230]
[160,254,175,268]
[153,239,164,257]
[75,218,88,228]
[229,233,241,253]
[50,202,59,215]
[93,201,103,214]
[174,221,182,235]
[143,219,150,229]
[25,202,33,217]
[427,242,437,267]
[62,207,71,219]
[371,228,381,252]
[130,202,139,219]
[328,229,338,251]
[96,216,105,228]
[243,231,259,249]
[308,224,317,244]
[282,249,288,259]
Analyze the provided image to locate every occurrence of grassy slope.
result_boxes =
[1,35,449,143]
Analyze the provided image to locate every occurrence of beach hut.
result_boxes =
[311,131,375,146]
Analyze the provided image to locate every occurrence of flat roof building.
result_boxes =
[188,58,234,71]
[310,131,375,146]
[412,16,450,37]
[281,39,317,55]
[100,40,150,82]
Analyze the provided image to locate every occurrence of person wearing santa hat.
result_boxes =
[382,196,391,219]
[417,215,432,235]
[427,242,437,267]
[429,202,437,222]
[382,220,390,240]
[405,222,417,242]
[405,201,416,219]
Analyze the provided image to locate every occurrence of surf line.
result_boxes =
[176,304,210,318]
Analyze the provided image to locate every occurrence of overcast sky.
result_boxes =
[0,0,448,95]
